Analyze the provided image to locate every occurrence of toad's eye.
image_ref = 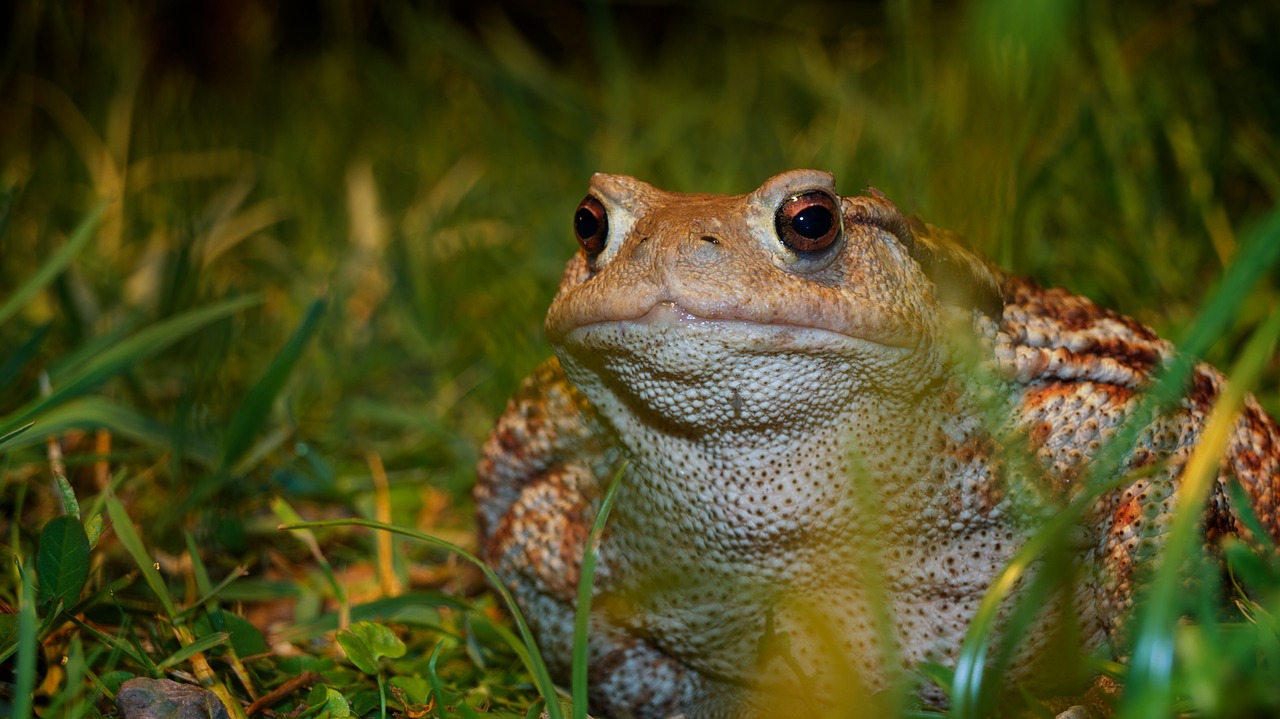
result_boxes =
[775,191,841,254]
[574,196,609,255]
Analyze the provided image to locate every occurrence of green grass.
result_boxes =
[2,0,1278,717]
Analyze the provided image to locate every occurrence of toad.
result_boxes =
[475,170,1280,718]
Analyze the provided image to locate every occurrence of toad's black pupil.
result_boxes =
[793,206,832,239]
[574,208,599,239]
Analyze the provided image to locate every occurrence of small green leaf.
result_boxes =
[84,514,105,549]
[194,611,267,657]
[336,621,405,675]
[306,684,353,717]
[388,676,430,705]
[362,624,408,662]
[222,612,268,656]
[37,514,90,612]
[336,627,377,675]
[99,670,136,697]
[54,472,81,520]
[347,687,384,717]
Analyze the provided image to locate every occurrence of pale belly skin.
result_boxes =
[475,170,1280,718]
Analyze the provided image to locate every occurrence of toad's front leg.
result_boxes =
[482,463,700,719]
[476,360,708,718]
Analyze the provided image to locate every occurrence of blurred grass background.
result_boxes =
[2,0,1279,716]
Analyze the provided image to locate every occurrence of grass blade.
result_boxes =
[0,396,218,464]
[0,294,262,437]
[571,464,625,719]
[951,205,1280,717]
[270,497,349,626]
[220,295,327,473]
[45,319,137,383]
[12,563,39,719]
[156,631,230,671]
[64,615,153,672]
[426,640,482,719]
[280,517,565,719]
[0,322,51,394]
[0,185,15,239]
[175,567,248,622]
[0,201,105,328]
[1174,208,1280,355]
[0,421,34,452]
[1120,299,1280,718]
[104,493,178,619]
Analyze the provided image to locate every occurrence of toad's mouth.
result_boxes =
[553,300,917,433]
[560,300,917,351]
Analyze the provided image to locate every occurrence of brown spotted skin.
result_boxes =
[475,171,1280,719]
